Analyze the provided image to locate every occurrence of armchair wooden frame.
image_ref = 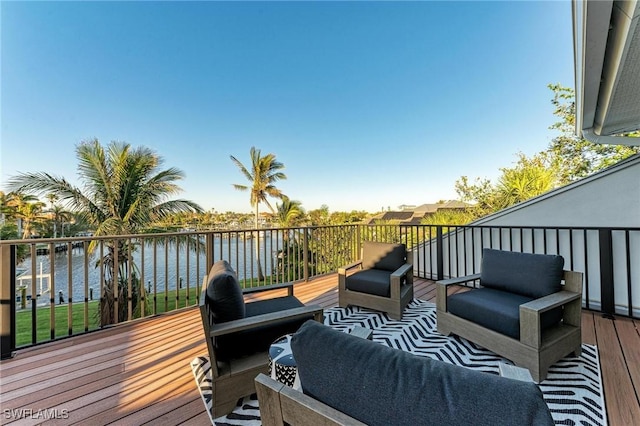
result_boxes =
[199,279,324,418]
[436,270,583,382]
[255,373,366,426]
[338,247,413,320]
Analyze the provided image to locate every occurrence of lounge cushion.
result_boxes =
[447,288,563,339]
[292,320,554,426]
[205,260,245,323]
[216,296,308,361]
[361,241,406,272]
[480,249,564,299]
[345,269,392,297]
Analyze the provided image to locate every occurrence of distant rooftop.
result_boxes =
[368,201,473,225]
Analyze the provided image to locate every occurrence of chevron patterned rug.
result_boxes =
[191,299,607,426]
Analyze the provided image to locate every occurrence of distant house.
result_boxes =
[367,201,473,225]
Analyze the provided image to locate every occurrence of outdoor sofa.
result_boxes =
[255,320,554,426]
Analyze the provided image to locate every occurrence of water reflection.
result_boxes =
[16,235,282,306]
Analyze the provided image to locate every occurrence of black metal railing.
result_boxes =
[1,223,638,358]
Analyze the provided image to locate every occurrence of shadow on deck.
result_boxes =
[0,274,638,425]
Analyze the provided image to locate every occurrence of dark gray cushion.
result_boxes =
[480,249,564,299]
[345,269,392,297]
[361,241,406,272]
[292,320,554,426]
[205,260,245,323]
[448,288,563,339]
[216,296,308,361]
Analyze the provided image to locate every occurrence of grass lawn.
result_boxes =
[15,287,201,347]
[14,277,277,347]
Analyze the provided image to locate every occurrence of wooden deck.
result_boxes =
[1,275,639,425]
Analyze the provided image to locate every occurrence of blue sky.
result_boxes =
[1,1,574,214]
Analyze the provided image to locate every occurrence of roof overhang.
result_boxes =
[573,0,640,145]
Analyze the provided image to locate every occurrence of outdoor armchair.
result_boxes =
[436,248,583,382]
[199,260,323,418]
[338,241,413,319]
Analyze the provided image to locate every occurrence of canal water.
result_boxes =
[16,235,283,307]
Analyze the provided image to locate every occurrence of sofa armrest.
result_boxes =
[243,281,295,297]
[391,263,413,280]
[255,373,366,426]
[390,263,413,299]
[255,373,286,426]
[519,291,581,348]
[520,290,581,314]
[209,305,324,338]
[338,260,362,276]
[436,273,481,312]
[338,261,362,292]
[437,273,481,287]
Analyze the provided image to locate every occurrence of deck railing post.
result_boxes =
[436,226,444,281]
[1,244,16,359]
[205,233,214,273]
[303,227,309,282]
[599,229,615,318]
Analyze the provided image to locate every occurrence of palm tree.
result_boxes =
[17,201,46,238]
[494,153,558,210]
[7,139,203,324]
[274,197,306,280]
[2,191,42,236]
[275,196,305,229]
[230,147,286,280]
[48,204,74,237]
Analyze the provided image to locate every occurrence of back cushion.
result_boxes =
[361,241,406,272]
[291,320,554,426]
[480,249,564,298]
[205,260,245,323]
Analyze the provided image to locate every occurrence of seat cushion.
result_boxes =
[205,260,245,323]
[361,241,406,272]
[345,269,392,297]
[291,320,554,426]
[448,288,563,339]
[216,296,308,361]
[480,249,564,299]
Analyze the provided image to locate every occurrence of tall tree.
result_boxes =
[16,201,46,238]
[455,152,558,216]
[47,204,74,238]
[307,205,330,226]
[8,139,203,324]
[1,191,46,238]
[230,146,286,280]
[547,83,639,183]
[275,196,305,229]
[493,153,558,209]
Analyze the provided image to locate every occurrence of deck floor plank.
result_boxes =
[594,314,640,426]
[1,274,638,426]
[36,344,205,426]
[581,311,597,345]
[614,317,640,405]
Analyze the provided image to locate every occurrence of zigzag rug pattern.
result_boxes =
[192,299,607,426]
